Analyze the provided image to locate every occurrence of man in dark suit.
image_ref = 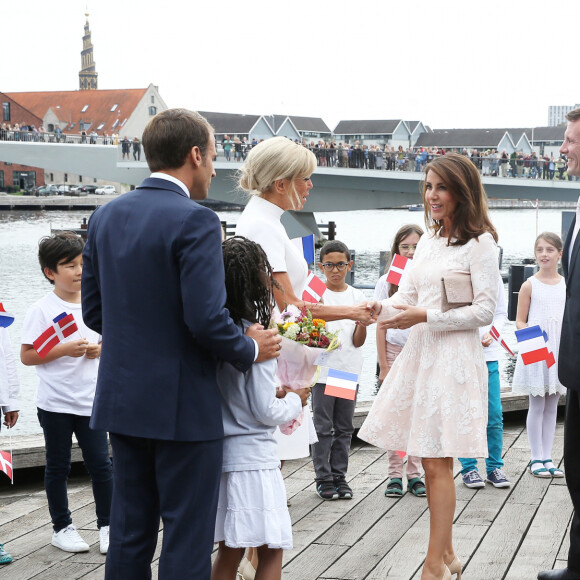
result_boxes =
[539,108,580,580]
[82,109,281,579]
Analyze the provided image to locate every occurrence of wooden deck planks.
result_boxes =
[0,416,574,579]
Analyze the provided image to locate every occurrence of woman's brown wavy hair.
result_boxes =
[422,153,498,246]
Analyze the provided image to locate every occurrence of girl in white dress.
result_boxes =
[512,232,566,478]
[212,237,310,580]
[362,153,500,580]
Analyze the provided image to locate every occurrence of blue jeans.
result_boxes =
[459,361,504,474]
[37,408,113,531]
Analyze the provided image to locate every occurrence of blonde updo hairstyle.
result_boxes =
[238,137,317,210]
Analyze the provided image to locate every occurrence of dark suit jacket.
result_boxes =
[82,177,255,441]
[559,216,580,389]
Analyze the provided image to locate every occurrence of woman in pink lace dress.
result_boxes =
[361,153,500,580]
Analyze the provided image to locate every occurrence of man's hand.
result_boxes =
[85,343,101,359]
[352,302,381,326]
[3,411,18,428]
[246,324,282,363]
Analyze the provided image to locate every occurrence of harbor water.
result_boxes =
[0,207,567,435]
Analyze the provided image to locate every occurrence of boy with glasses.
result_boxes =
[311,241,367,500]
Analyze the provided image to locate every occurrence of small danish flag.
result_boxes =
[489,325,515,356]
[386,254,409,286]
[0,450,13,483]
[33,312,79,359]
[302,271,327,303]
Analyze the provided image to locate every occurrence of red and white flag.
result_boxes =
[386,254,409,286]
[33,312,79,359]
[0,303,14,328]
[489,325,515,356]
[302,271,327,303]
[0,450,13,483]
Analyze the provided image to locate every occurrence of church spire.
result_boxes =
[79,10,98,90]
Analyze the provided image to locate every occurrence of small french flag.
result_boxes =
[490,325,515,356]
[386,254,409,286]
[302,271,327,303]
[301,235,315,265]
[324,368,358,400]
[0,303,14,328]
[33,312,79,360]
[0,450,13,483]
[515,325,555,368]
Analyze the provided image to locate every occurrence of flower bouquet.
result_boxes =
[274,305,340,435]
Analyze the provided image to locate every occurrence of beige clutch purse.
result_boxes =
[441,273,473,312]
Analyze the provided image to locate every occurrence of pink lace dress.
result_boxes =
[359,232,499,458]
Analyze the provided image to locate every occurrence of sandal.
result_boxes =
[407,477,427,497]
[543,459,565,478]
[529,460,551,478]
[385,478,403,498]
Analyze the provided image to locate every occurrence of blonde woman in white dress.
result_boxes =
[361,153,500,580]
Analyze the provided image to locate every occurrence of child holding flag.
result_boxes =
[20,233,112,554]
[0,314,20,564]
[212,236,309,580]
[374,224,426,498]
[512,232,566,478]
[459,274,512,489]
[311,240,367,501]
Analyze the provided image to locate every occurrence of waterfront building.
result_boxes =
[0,93,45,191]
[332,119,416,149]
[548,104,580,127]
[271,115,332,142]
[415,128,519,154]
[4,85,168,191]
[406,120,429,147]
[197,111,275,144]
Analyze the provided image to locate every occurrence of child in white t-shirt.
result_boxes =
[21,233,112,555]
[311,240,366,501]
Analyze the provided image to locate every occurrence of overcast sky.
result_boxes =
[3,0,578,131]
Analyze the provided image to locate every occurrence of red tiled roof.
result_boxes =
[5,88,147,133]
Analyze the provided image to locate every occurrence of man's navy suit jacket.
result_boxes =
[560,216,580,390]
[82,177,255,441]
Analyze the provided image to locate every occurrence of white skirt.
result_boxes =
[214,469,293,550]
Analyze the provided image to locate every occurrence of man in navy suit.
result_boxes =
[538,108,580,580]
[82,109,281,579]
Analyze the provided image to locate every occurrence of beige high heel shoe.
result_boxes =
[441,565,452,580]
[238,556,256,580]
[446,556,462,579]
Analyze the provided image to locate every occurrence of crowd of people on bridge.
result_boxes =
[302,140,577,181]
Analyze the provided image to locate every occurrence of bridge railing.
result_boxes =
[2,129,577,181]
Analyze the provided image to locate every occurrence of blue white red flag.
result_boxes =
[386,254,409,286]
[301,235,315,265]
[0,450,13,483]
[0,303,14,328]
[33,312,79,359]
[302,271,327,303]
[515,325,555,368]
[324,368,358,400]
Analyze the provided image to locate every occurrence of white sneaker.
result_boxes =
[51,524,90,553]
[99,525,109,554]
